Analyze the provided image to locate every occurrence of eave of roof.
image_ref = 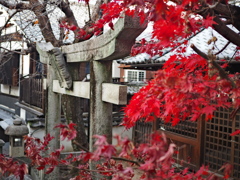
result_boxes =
[119,26,238,66]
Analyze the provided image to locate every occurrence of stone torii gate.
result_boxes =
[37,15,146,157]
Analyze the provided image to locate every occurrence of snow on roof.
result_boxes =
[0,109,14,130]
[3,1,91,44]
[119,26,238,65]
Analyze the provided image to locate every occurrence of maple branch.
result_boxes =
[197,2,240,47]
[206,163,231,179]
[210,2,240,31]
[110,157,141,166]
[214,41,230,55]
[73,140,140,166]
[230,106,240,119]
[191,44,236,88]
[73,140,89,152]
[0,10,19,34]
[86,2,92,22]
[57,0,80,43]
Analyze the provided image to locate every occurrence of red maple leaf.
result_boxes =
[230,129,240,136]
[201,106,216,116]
[202,15,218,28]
[55,123,77,141]
[45,166,54,174]
[108,22,114,30]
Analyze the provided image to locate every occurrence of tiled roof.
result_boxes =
[0,109,14,130]
[119,27,238,65]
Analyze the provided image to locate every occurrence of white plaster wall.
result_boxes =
[10,41,23,50]
[112,126,132,145]
[0,41,11,50]
[0,7,8,28]
[20,108,26,120]
[20,54,30,76]
[10,86,19,97]
[29,128,74,152]
[0,84,10,94]
[0,84,19,97]
[0,41,22,51]
[112,60,120,78]
[4,25,19,35]
[28,128,44,141]
[0,15,6,26]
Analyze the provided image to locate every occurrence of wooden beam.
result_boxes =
[52,80,127,105]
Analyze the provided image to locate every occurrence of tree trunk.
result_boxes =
[62,63,89,151]
[62,95,89,151]
[30,0,61,47]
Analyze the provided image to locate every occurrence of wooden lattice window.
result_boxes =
[204,107,240,179]
[133,120,153,144]
[160,120,198,138]
[0,52,19,86]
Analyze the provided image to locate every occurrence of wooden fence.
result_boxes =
[19,75,45,111]
[133,107,240,178]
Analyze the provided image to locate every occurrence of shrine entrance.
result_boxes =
[37,15,146,179]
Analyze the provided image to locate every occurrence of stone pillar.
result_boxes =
[90,60,112,152]
[43,57,61,180]
[0,139,5,154]
[89,60,112,179]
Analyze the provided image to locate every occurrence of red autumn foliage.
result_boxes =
[0,155,28,179]
[1,0,240,179]
[123,54,240,128]
[55,122,77,141]
[0,128,233,179]
[230,129,240,136]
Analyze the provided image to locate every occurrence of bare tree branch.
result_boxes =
[0,0,31,10]
[212,16,240,47]
[0,46,26,55]
[91,0,109,23]
[58,0,79,27]
[29,0,61,47]
[57,0,80,43]
[197,2,240,47]
[210,2,240,31]
[73,140,141,166]
[0,10,19,34]
[215,41,230,55]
